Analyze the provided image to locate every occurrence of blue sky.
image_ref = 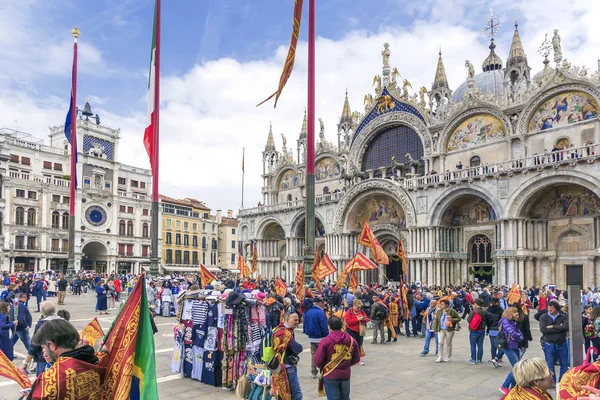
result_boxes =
[1,0,599,213]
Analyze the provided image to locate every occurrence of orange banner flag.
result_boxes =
[237,255,251,279]
[295,263,305,301]
[200,264,217,288]
[349,272,358,289]
[257,0,304,108]
[0,349,31,389]
[358,222,389,265]
[344,252,379,273]
[335,270,348,289]
[251,242,258,274]
[318,253,337,278]
[80,317,105,347]
[275,277,288,298]
[397,239,407,277]
[312,250,322,292]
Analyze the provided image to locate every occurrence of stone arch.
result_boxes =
[349,110,432,170]
[429,186,502,226]
[438,107,511,154]
[518,82,600,134]
[333,179,416,232]
[239,224,249,241]
[81,240,109,259]
[255,217,286,240]
[505,171,600,218]
[289,210,327,238]
[554,225,594,252]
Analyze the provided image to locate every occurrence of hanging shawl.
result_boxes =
[270,324,293,400]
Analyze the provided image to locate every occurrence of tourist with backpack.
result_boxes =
[370,295,388,345]
[498,307,525,395]
[466,298,487,364]
[432,298,461,363]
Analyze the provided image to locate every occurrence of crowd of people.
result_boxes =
[3,269,600,399]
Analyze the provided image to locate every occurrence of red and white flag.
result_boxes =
[143,0,160,170]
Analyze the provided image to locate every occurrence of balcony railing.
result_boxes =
[8,171,71,187]
[238,144,600,216]
[402,143,600,190]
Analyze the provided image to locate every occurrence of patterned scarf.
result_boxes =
[503,385,552,400]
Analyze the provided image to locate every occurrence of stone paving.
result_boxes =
[0,293,555,399]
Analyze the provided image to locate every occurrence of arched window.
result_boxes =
[470,156,481,167]
[287,194,292,202]
[62,212,69,230]
[361,125,425,176]
[119,220,126,236]
[127,221,134,236]
[212,238,217,250]
[470,235,492,264]
[142,223,149,238]
[51,211,60,229]
[27,208,36,226]
[15,207,24,225]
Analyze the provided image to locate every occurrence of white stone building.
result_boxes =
[239,23,600,289]
[0,100,153,274]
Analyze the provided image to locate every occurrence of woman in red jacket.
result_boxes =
[344,299,369,365]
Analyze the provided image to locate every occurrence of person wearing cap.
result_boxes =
[303,297,329,379]
[539,299,569,383]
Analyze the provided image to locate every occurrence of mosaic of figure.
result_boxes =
[447,114,506,151]
[528,91,598,132]
[528,186,600,218]
[263,224,285,240]
[347,195,406,230]
[442,198,497,226]
[315,158,341,181]
[279,169,300,189]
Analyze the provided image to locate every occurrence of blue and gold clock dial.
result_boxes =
[85,205,107,227]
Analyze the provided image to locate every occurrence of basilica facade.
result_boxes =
[238,23,600,289]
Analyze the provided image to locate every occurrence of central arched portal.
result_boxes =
[345,192,408,284]
[81,241,109,273]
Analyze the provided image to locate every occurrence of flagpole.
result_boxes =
[149,0,161,275]
[68,28,79,274]
[303,0,316,284]
[241,147,245,208]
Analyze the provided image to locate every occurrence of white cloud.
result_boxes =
[1,0,599,216]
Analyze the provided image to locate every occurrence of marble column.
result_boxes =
[525,258,534,288]
[550,258,557,285]
[506,257,516,285]
[595,257,600,290]
[10,257,14,273]
[498,258,506,286]
[517,257,525,285]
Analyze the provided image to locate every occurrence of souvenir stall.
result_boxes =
[171,286,271,396]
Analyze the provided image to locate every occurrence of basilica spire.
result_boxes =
[265,122,276,152]
[299,109,307,139]
[481,9,503,72]
[506,18,527,68]
[340,89,352,123]
[432,49,449,90]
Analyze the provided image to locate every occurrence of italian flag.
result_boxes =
[143,0,159,170]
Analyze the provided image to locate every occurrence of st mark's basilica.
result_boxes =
[238,19,600,289]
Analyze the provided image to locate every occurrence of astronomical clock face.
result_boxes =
[85,205,108,227]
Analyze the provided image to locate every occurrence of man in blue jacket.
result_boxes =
[302,297,329,379]
[32,276,44,312]
[10,292,32,351]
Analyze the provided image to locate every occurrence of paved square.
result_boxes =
[0,292,552,399]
